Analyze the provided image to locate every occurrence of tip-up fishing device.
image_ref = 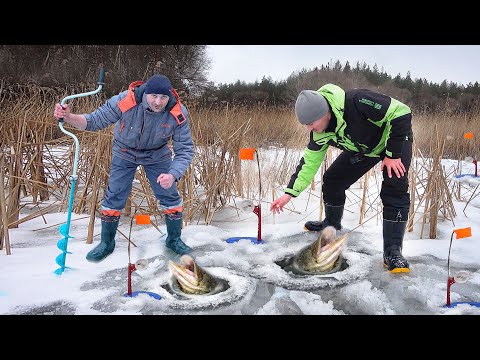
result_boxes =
[124,213,161,300]
[226,148,264,244]
[444,227,480,308]
[54,67,105,275]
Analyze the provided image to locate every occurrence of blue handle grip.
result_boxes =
[98,66,105,85]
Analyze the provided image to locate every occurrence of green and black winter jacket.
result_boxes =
[285,83,412,198]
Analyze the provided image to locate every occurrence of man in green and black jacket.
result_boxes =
[270,83,413,273]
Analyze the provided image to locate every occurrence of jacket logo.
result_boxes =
[359,98,382,110]
[161,123,170,128]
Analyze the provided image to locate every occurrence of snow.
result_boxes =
[1,156,479,315]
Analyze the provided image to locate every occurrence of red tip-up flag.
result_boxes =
[453,227,472,239]
[240,148,256,160]
[135,214,151,225]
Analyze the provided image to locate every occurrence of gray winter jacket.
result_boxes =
[84,83,194,181]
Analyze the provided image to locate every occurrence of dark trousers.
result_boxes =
[322,140,413,220]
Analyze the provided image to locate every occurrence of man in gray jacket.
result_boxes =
[53,74,195,262]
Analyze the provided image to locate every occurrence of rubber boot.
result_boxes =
[165,212,192,255]
[86,214,119,262]
[383,209,410,273]
[304,203,344,231]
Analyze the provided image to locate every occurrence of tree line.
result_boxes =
[1,45,478,113]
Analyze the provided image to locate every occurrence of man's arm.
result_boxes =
[384,110,412,159]
[63,113,87,130]
[285,132,329,197]
[169,106,195,181]
[54,104,87,130]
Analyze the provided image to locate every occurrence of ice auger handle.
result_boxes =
[98,67,105,86]
[59,66,105,123]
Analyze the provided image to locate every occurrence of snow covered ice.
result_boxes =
[1,158,480,315]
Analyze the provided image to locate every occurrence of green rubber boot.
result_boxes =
[86,215,119,262]
[165,212,192,255]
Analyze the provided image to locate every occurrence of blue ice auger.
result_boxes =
[54,67,105,275]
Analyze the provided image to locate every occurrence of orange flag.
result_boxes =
[453,227,472,239]
[464,133,474,139]
[240,148,256,160]
[135,214,151,225]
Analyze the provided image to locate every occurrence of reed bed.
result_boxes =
[2,83,480,249]
[413,111,480,160]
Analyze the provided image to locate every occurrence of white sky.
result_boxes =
[1,153,480,315]
[207,45,480,86]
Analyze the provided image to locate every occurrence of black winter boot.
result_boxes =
[383,209,410,273]
[304,203,344,232]
[165,212,192,255]
[86,214,119,262]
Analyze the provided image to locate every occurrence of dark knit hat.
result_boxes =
[295,90,329,124]
[145,74,172,96]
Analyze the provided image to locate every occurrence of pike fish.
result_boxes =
[292,226,348,274]
[168,255,219,295]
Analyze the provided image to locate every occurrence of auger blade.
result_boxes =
[54,267,65,275]
[57,238,73,254]
[59,224,73,238]
[55,253,66,267]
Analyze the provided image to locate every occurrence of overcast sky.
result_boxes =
[206,45,480,86]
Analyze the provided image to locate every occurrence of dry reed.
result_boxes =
[2,84,480,247]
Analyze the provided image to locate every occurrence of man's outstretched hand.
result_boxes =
[270,194,292,214]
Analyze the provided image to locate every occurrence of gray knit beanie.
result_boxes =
[295,90,329,125]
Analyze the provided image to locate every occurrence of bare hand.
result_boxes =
[157,173,175,189]
[54,103,70,120]
[270,194,292,214]
[381,157,406,178]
